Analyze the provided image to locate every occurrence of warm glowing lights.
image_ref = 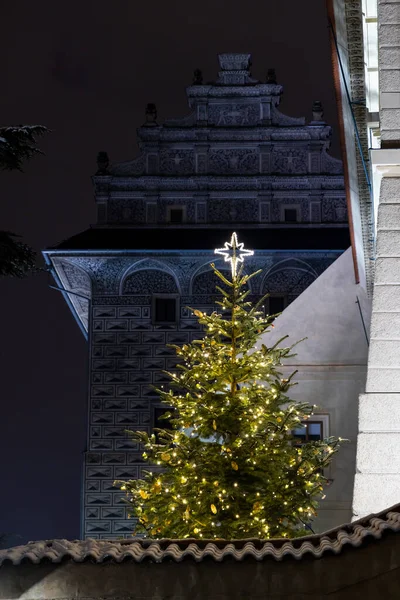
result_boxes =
[115,245,341,541]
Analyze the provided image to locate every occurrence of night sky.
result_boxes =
[0,0,340,545]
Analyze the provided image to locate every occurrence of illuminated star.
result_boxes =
[214,232,254,278]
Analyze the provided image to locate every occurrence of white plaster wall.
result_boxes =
[259,248,371,367]
[258,248,371,531]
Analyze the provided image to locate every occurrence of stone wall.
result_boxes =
[353,175,400,516]
[379,0,400,145]
[352,0,400,519]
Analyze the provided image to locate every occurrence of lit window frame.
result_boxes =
[292,414,332,478]
[293,419,324,443]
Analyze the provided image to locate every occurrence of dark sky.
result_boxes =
[0,0,339,545]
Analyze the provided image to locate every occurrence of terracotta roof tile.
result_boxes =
[1,505,400,566]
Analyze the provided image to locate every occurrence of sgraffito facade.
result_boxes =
[44,53,349,538]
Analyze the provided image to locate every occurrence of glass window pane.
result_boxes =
[284,208,298,222]
[155,298,176,323]
[308,423,322,436]
[292,420,326,445]
[293,427,307,435]
[308,422,323,441]
[269,296,285,315]
[293,426,307,442]
[170,209,183,223]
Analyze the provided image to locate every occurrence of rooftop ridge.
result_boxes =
[1,503,400,566]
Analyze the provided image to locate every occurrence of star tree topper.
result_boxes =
[214,232,254,278]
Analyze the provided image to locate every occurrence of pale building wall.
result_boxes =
[352,0,400,519]
[259,248,371,531]
[378,0,400,143]
[353,175,400,517]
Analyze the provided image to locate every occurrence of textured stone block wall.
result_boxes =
[353,176,400,517]
[353,0,400,516]
[379,0,400,144]
[84,296,206,539]
[366,178,400,392]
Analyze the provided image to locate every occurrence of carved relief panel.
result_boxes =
[159,150,195,175]
[107,199,146,223]
[208,149,258,175]
[122,270,179,295]
[272,149,308,174]
[208,103,260,126]
[209,198,258,222]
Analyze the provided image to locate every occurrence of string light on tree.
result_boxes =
[116,232,342,540]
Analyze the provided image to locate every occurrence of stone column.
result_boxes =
[378,0,400,145]
[353,175,400,518]
[352,0,400,519]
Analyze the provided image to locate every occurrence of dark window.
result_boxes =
[169,208,184,223]
[293,420,323,445]
[154,297,177,323]
[284,208,298,223]
[268,296,286,316]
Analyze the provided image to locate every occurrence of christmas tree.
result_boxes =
[117,233,341,540]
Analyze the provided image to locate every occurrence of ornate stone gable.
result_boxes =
[93,53,345,226]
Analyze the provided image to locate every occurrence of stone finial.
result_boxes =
[266,68,277,84]
[145,103,158,126]
[216,53,257,85]
[312,100,324,122]
[218,53,251,71]
[96,151,109,175]
[193,69,203,85]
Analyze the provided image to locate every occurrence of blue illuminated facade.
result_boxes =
[44,53,349,538]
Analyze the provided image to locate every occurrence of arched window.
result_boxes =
[122,269,180,324]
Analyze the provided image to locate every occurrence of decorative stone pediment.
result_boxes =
[98,53,343,205]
